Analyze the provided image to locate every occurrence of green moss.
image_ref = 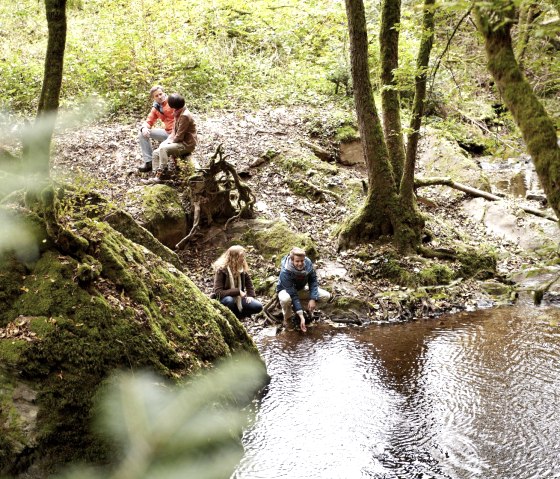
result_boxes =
[28,317,57,337]
[141,185,185,225]
[456,247,497,280]
[11,251,88,319]
[286,178,326,201]
[377,259,414,286]
[334,124,359,143]
[277,153,338,176]
[0,195,260,475]
[0,340,29,367]
[418,264,453,286]
[241,221,318,262]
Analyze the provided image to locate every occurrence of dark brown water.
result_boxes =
[234,303,560,478]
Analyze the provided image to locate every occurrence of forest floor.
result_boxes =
[51,106,554,331]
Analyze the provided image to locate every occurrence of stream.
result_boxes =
[233,299,560,479]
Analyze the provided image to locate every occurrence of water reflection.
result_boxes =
[234,305,560,479]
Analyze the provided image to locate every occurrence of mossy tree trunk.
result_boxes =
[380,0,405,187]
[474,2,560,221]
[401,0,435,210]
[33,0,67,177]
[340,0,397,250]
[339,0,425,252]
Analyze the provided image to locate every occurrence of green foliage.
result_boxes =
[2,0,350,115]
[55,356,266,479]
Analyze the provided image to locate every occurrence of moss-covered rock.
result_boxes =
[240,220,318,263]
[0,198,259,477]
[334,124,359,143]
[133,185,187,249]
[104,209,181,268]
[276,151,338,177]
[418,263,454,286]
[456,247,497,280]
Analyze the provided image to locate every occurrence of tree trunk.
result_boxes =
[340,0,423,252]
[401,0,435,209]
[32,0,67,177]
[380,0,405,186]
[38,0,67,115]
[339,0,398,249]
[516,1,541,65]
[474,3,560,222]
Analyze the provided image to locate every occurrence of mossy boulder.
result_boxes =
[133,185,187,249]
[240,220,318,263]
[0,203,259,477]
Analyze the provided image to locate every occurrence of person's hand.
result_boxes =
[308,299,316,313]
[239,290,247,298]
[245,296,253,303]
[299,313,307,332]
[141,127,150,138]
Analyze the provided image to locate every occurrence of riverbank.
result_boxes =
[51,106,559,330]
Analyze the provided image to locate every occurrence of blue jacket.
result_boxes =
[276,255,319,312]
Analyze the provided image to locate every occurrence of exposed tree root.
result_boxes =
[175,144,256,249]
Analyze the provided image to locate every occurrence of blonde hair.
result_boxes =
[213,245,249,272]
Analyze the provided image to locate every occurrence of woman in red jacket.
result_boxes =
[212,246,263,319]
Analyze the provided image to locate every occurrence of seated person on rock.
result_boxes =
[213,245,263,319]
[276,247,330,332]
[137,85,175,173]
[141,93,198,185]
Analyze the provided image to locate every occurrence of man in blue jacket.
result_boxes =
[276,247,330,332]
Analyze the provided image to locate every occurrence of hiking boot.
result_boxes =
[137,162,152,173]
[140,169,164,185]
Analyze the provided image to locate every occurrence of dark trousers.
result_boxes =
[221,296,263,319]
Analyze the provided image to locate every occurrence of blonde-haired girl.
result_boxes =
[212,245,263,319]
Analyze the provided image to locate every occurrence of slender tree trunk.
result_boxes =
[32,0,67,177]
[38,0,67,115]
[474,3,560,221]
[516,1,541,65]
[401,0,435,208]
[380,0,405,187]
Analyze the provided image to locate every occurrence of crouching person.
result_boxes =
[213,246,263,319]
[277,247,330,332]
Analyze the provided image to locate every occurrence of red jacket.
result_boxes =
[143,99,175,133]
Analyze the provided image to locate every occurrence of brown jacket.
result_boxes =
[170,108,197,151]
[213,268,256,300]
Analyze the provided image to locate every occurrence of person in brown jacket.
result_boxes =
[212,245,263,319]
[142,93,197,185]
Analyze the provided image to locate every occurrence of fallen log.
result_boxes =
[415,176,558,222]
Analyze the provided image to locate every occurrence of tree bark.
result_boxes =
[474,2,560,222]
[401,0,435,209]
[38,0,67,115]
[340,0,398,249]
[31,0,67,177]
[340,0,424,252]
[380,0,405,186]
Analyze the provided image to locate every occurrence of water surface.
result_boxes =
[234,304,560,479]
